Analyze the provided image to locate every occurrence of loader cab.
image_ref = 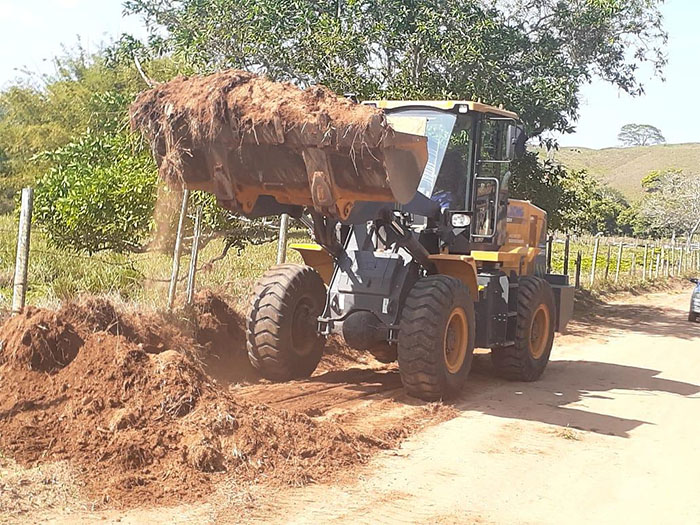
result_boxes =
[370,101,524,254]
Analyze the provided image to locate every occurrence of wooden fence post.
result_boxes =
[660,245,666,278]
[563,235,570,276]
[167,189,190,311]
[276,213,290,265]
[642,243,648,281]
[575,251,582,289]
[12,187,34,314]
[604,243,612,281]
[590,236,601,286]
[670,243,675,276]
[186,205,204,306]
[546,235,554,273]
[614,242,623,283]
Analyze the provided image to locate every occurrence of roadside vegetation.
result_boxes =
[2,0,696,310]
[0,213,304,311]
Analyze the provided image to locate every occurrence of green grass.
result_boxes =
[0,214,305,311]
[538,142,700,199]
[548,234,699,290]
[0,213,696,313]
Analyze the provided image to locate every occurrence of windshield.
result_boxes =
[387,110,457,198]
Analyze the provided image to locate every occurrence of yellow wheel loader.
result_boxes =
[247,100,574,400]
[132,75,574,401]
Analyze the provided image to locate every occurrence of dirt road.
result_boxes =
[238,289,700,525]
[10,288,700,524]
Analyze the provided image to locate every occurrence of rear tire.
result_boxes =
[690,312,698,323]
[397,275,475,401]
[247,264,326,380]
[491,276,556,382]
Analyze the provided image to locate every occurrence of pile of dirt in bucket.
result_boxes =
[0,292,437,507]
[129,69,388,187]
[129,70,427,219]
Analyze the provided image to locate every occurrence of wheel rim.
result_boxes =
[529,304,551,359]
[443,308,468,374]
[292,297,316,357]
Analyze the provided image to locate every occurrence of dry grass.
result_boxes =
[0,214,306,313]
[540,142,700,199]
[551,426,582,441]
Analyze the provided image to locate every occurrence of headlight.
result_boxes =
[451,213,471,228]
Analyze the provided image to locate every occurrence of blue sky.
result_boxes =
[0,0,697,149]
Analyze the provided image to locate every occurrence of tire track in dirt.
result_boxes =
[233,367,404,415]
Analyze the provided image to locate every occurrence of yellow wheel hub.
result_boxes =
[444,308,468,374]
[529,304,551,359]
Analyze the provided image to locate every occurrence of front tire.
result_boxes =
[491,276,556,382]
[690,312,698,323]
[247,264,326,380]
[397,275,475,401]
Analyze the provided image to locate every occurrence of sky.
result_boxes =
[0,0,698,149]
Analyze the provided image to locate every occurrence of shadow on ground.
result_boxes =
[462,356,699,438]
[570,288,698,340]
[287,357,699,438]
[231,286,699,438]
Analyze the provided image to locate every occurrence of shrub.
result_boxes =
[34,130,158,253]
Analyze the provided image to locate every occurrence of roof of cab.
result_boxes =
[364,100,518,120]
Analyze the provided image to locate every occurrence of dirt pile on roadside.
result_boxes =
[0,293,435,508]
[0,307,83,373]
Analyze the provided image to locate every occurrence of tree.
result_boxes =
[641,170,700,247]
[34,130,159,253]
[123,0,667,136]
[617,124,666,147]
[510,153,630,235]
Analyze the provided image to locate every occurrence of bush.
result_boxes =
[34,130,158,253]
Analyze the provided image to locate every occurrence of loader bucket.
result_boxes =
[130,70,428,221]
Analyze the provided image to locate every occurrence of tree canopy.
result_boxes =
[0,1,671,250]
[641,169,700,244]
[618,124,666,147]
[123,0,667,136]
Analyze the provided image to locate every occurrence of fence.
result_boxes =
[0,188,290,314]
[3,187,699,312]
[545,232,700,290]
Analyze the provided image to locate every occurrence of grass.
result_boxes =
[0,214,305,312]
[538,142,700,199]
[0,213,696,313]
[553,426,582,441]
[547,234,699,291]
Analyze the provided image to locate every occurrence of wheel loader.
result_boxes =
[246,100,574,400]
[131,74,574,401]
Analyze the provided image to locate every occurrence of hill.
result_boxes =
[542,143,700,200]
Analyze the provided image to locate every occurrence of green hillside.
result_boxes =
[543,143,700,200]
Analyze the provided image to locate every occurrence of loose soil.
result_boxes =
[129,70,427,220]
[3,285,698,524]
[129,69,389,188]
[0,292,451,517]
